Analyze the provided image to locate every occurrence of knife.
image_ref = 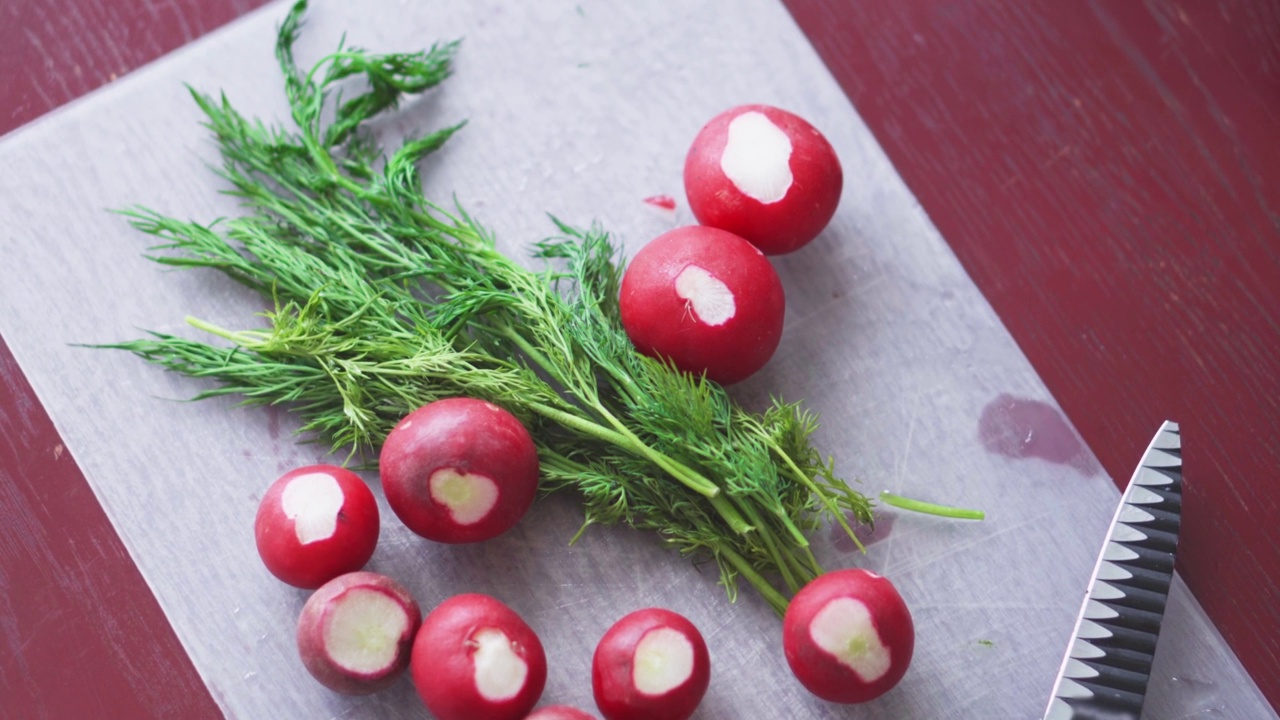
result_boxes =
[1042,421,1184,720]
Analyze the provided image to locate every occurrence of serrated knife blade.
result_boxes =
[1043,421,1183,720]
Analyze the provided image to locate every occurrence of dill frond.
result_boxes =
[108,0,873,615]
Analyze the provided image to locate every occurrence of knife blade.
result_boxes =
[1043,420,1183,720]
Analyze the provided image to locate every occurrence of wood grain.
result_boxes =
[0,0,270,137]
[0,336,222,719]
[781,0,1280,709]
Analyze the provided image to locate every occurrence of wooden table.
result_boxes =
[2,0,1276,716]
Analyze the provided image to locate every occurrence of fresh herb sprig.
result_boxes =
[110,0,874,615]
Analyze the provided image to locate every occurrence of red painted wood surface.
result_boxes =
[1,0,270,137]
[781,0,1280,710]
[0,337,223,719]
[3,0,1278,715]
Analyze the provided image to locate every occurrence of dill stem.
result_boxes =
[524,400,757,540]
[773,506,812,550]
[186,316,255,344]
[718,544,788,617]
[736,500,800,593]
[586,403,758,536]
[879,491,986,520]
[772,443,866,554]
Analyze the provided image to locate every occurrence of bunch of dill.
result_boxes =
[111,0,873,615]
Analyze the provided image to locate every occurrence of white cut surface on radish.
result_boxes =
[674,265,735,326]
[429,468,499,524]
[809,598,891,682]
[323,588,411,673]
[472,628,528,701]
[281,472,344,544]
[632,627,695,695]
[719,111,793,204]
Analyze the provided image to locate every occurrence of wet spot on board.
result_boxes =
[643,194,677,211]
[978,394,1098,475]
[831,511,895,553]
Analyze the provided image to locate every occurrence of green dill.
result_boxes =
[107,0,875,615]
[879,491,984,520]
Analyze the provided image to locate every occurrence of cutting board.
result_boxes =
[0,0,1269,717]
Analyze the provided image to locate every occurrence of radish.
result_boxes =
[619,225,785,385]
[524,706,598,720]
[295,571,421,695]
[782,568,914,704]
[591,608,711,720]
[684,103,843,255]
[254,464,380,589]
[379,398,539,543]
[411,593,548,720]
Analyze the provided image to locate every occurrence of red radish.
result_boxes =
[254,464,379,589]
[295,571,421,695]
[782,568,914,704]
[619,225,785,385]
[684,103,843,255]
[591,608,711,720]
[524,706,597,720]
[411,593,548,720]
[379,398,539,543]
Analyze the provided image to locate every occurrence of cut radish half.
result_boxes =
[619,225,785,385]
[380,398,540,543]
[592,608,710,720]
[685,104,843,255]
[782,568,914,704]
[411,593,547,720]
[296,572,421,695]
[255,465,380,589]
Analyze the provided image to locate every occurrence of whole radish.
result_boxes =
[380,398,539,543]
[295,571,421,695]
[254,464,379,589]
[411,593,548,720]
[619,225,785,385]
[525,706,597,720]
[782,568,914,703]
[592,608,711,720]
[684,103,842,255]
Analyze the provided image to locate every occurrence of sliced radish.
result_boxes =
[379,398,540,543]
[684,104,843,255]
[591,608,711,720]
[524,705,598,720]
[782,568,914,703]
[619,225,785,385]
[295,571,421,695]
[411,593,547,720]
[254,464,379,589]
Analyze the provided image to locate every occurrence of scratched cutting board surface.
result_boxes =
[0,1,1270,718]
